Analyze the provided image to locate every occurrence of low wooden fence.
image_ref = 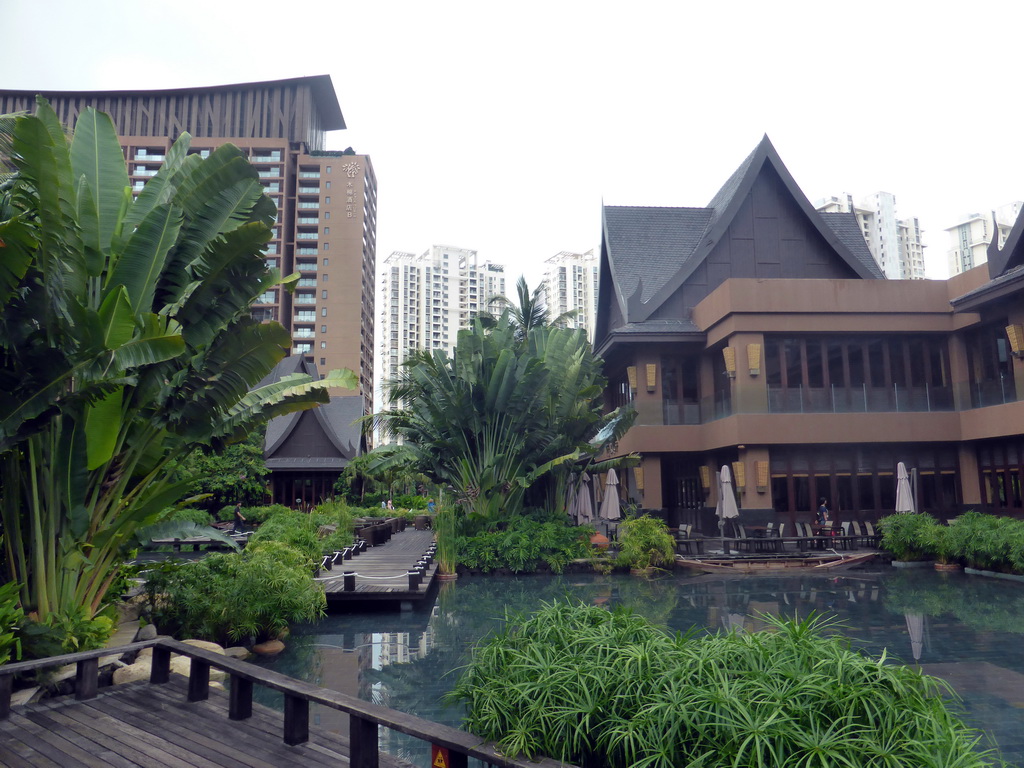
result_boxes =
[0,637,575,768]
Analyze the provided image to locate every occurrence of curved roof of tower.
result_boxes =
[0,74,346,131]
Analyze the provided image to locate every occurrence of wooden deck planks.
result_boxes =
[0,676,417,768]
[320,528,438,606]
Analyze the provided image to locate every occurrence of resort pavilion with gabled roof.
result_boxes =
[596,135,1024,533]
[258,356,366,508]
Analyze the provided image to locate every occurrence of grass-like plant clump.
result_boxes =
[614,514,676,571]
[448,601,1004,768]
[142,545,325,644]
[880,510,1024,574]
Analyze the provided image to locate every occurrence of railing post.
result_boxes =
[283,693,310,745]
[75,657,99,701]
[229,674,253,720]
[151,644,171,684]
[349,713,379,768]
[188,659,211,702]
[0,674,12,720]
[408,571,421,590]
[344,571,356,591]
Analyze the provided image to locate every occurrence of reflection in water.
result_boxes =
[259,569,1024,766]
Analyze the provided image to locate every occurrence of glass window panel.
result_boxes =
[868,340,885,387]
[765,341,781,386]
[806,340,823,388]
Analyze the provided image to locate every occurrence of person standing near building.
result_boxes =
[233,503,247,534]
[816,498,831,526]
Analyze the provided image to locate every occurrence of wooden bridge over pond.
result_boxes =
[0,638,576,768]
[318,528,439,610]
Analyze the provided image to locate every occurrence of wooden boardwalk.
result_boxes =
[0,638,576,768]
[318,528,438,609]
[0,676,413,768]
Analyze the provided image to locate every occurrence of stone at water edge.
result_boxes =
[252,639,286,656]
[224,646,253,660]
[135,623,157,641]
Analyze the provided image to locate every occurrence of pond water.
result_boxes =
[258,566,1024,766]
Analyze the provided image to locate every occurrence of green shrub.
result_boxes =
[878,512,936,561]
[455,518,592,574]
[310,498,357,553]
[0,581,24,665]
[615,514,676,570]
[246,510,322,564]
[19,605,116,657]
[393,494,429,510]
[143,546,325,644]
[449,601,1002,768]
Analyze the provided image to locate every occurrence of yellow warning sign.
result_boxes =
[431,745,449,768]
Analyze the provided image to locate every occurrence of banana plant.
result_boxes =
[0,99,356,624]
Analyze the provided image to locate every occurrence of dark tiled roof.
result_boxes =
[817,212,885,279]
[951,264,1024,309]
[603,206,713,305]
[599,136,884,338]
[261,357,364,467]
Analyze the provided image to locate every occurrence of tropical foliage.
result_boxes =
[0,99,355,634]
[455,515,593,574]
[142,544,326,644]
[374,302,634,523]
[880,510,1024,573]
[177,428,270,508]
[449,601,1004,768]
[614,514,676,571]
[878,512,936,562]
[246,501,356,567]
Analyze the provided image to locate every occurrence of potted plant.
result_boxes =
[920,521,962,571]
[615,515,676,576]
[878,513,934,567]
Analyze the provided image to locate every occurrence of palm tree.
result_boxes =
[0,99,355,627]
[374,311,634,523]
[481,276,577,342]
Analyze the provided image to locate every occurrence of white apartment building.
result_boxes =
[376,246,506,413]
[540,250,599,342]
[814,191,925,280]
[945,202,1023,275]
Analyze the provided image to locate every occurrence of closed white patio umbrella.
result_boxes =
[895,462,916,514]
[599,468,620,520]
[716,465,740,553]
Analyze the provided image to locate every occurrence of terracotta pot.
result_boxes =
[934,562,962,572]
[590,533,610,550]
[436,572,459,581]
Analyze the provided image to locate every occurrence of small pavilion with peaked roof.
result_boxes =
[258,357,365,507]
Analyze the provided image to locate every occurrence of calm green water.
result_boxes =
[259,566,1024,766]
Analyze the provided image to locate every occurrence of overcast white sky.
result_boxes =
[6,0,1024,283]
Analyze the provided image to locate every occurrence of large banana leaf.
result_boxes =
[69,107,129,273]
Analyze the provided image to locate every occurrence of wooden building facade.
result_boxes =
[597,136,1024,532]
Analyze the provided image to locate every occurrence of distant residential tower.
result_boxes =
[540,250,599,341]
[814,191,925,279]
[376,246,506,413]
[944,203,1024,275]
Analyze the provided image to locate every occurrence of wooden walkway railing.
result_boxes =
[0,638,576,768]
